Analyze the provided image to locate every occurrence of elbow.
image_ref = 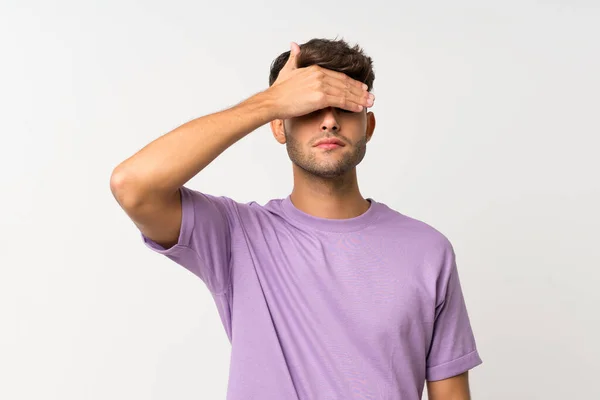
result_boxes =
[110,165,145,211]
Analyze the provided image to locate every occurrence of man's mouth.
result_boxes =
[313,138,345,149]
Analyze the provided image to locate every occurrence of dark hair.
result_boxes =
[268,38,375,91]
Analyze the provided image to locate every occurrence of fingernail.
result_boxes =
[362,83,368,90]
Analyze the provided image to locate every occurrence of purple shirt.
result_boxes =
[141,186,483,399]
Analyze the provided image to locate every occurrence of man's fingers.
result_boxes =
[319,67,368,91]
[289,42,300,66]
[323,75,373,105]
[323,86,371,111]
[282,42,301,73]
[323,94,364,112]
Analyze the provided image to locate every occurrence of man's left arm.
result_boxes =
[425,241,482,398]
[426,371,471,400]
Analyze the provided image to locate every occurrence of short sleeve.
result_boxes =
[141,186,234,295]
[426,243,483,381]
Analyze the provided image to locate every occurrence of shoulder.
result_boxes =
[374,200,453,248]
[184,189,287,226]
[372,200,456,269]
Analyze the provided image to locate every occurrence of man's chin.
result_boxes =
[307,165,354,178]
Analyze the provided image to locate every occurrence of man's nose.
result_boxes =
[320,107,340,131]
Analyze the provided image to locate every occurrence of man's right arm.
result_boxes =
[109,91,277,249]
[110,42,372,251]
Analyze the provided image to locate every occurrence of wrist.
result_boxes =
[247,88,280,121]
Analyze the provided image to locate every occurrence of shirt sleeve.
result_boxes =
[140,186,234,295]
[426,242,483,381]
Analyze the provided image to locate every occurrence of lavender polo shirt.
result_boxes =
[141,186,483,399]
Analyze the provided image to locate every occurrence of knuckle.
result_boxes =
[313,79,325,91]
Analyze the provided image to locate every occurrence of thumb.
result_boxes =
[285,41,301,70]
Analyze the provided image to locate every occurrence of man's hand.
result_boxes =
[265,42,375,120]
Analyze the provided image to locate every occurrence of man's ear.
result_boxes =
[365,111,376,143]
[270,119,287,144]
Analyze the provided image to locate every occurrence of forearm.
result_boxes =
[426,372,471,400]
[428,393,470,400]
[111,91,276,207]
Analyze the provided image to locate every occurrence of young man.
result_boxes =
[111,38,483,400]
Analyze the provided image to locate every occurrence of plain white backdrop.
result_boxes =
[1,1,598,399]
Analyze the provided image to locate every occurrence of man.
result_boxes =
[110,38,483,399]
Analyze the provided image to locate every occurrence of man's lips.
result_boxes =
[313,138,345,149]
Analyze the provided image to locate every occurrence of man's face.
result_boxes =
[281,107,375,178]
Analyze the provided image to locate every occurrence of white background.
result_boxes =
[1,1,598,399]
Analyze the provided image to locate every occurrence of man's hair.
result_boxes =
[268,38,375,91]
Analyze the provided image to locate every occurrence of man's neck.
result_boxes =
[289,167,370,220]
